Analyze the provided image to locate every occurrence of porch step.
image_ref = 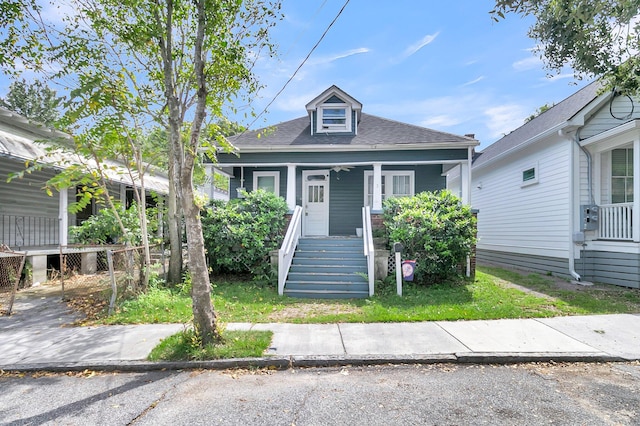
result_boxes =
[284,237,369,299]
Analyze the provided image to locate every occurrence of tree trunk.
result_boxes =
[166,158,183,285]
[181,175,222,345]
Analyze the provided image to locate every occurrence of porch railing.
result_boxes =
[278,205,303,295]
[362,206,375,296]
[599,203,633,241]
[0,214,60,249]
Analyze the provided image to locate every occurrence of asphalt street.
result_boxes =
[2,363,639,425]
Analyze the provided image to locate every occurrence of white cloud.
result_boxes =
[310,48,370,65]
[461,76,485,87]
[368,92,530,144]
[402,32,440,58]
[512,56,541,71]
[545,73,576,82]
[420,114,463,128]
[484,104,528,138]
[274,90,321,113]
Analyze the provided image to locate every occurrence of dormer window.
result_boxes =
[306,86,361,136]
[322,107,346,126]
[319,104,350,132]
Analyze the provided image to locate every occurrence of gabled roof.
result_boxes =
[228,113,477,151]
[473,81,602,170]
[305,85,362,112]
[0,107,169,194]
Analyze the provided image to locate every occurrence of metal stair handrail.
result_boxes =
[362,206,375,296]
[278,205,303,295]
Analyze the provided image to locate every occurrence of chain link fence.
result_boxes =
[57,244,166,314]
[0,249,26,315]
[57,245,120,301]
[105,245,165,313]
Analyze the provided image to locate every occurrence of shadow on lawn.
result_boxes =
[479,265,640,315]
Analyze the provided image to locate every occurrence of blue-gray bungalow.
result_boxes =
[216,85,478,237]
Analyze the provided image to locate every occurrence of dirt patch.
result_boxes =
[10,273,112,324]
[267,302,363,321]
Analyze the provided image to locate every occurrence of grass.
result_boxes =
[482,265,640,314]
[148,329,273,361]
[101,266,640,326]
[98,266,640,361]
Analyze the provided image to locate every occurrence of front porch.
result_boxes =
[582,120,640,244]
[598,203,634,241]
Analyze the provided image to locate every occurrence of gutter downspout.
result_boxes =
[560,129,582,281]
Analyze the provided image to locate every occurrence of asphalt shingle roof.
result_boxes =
[473,81,602,169]
[229,113,475,148]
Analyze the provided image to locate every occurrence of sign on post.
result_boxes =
[402,260,416,281]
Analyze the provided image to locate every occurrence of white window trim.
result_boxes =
[611,147,634,204]
[363,170,415,207]
[317,103,351,133]
[253,171,280,196]
[520,163,539,187]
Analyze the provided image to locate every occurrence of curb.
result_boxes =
[0,352,630,373]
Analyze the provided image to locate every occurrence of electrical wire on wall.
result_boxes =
[609,89,635,120]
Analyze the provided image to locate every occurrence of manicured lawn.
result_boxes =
[101,266,640,326]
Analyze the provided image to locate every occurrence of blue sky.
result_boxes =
[0,0,590,150]
[238,0,590,149]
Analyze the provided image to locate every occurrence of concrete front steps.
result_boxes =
[284,237,369,299]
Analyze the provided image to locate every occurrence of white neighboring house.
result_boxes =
[197,164,230,202]
[0,107,169,283]
[448,81,640,288]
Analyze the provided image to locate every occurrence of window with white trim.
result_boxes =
[364,171,414,206]
[611,148,633,203]
[253,171,280,196]
[318,104,351,132]
[521,163,538,187]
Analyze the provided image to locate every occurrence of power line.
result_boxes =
[281,0,329,59]
[245,0,351,131]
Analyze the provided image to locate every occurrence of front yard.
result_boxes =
[94,266,640,326]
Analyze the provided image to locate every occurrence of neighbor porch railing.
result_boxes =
[362,206,375,296]
[599,203,633,241]
[0,214,60,249]
[278,205,303,295]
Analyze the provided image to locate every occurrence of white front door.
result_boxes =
[303,170,330,236]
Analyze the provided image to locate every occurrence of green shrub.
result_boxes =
[382,190,476,284]
[202,190,289,279]
[70,202,159,245]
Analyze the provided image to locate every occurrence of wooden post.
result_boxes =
[107,250,117,315]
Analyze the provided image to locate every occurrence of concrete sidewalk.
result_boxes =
[1,295,639,371]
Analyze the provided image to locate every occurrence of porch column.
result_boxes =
[634,138,640,242]
[120,184,127,208]
[460,162,470,205]
[286,164,297,211]
[372,163,383,212]
[59,188,68,246]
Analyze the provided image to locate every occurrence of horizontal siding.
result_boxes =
[578,150,590,205]
[218,149,468,165]
[229,166,288,199]
[480,248,640,289]
[579,250,640,288]
[0,158,61,247]
[0,158,59,217]
[472,136,571,258]
[478,249,571,279]
[228,164,446,236]
[329,167,363,235]
[581,95,640,139]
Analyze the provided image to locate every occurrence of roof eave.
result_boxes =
[473,122,569,172]
[223,141,479,153]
